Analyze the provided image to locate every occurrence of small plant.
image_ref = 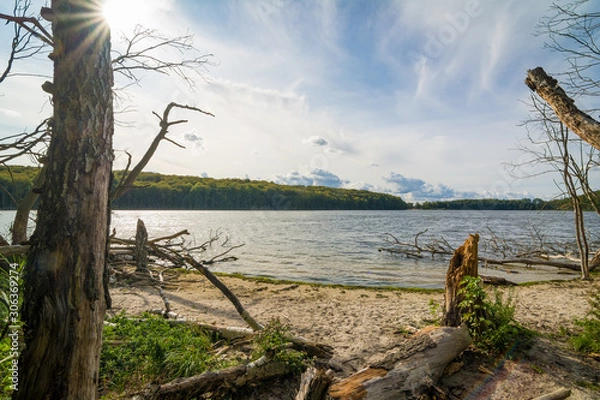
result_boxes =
[427,298,442,324]
[570,290,600,354]
[253,318,305,371]
[458,276,534,356]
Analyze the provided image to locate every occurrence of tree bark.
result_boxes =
[135,219,149,273]
[138,356,291,400]
[442,234,479,327]
[328,325,471,400]
[15,1,113,399]
[525,67,600,151]
[11,165,45,245]
[296,367,333,400]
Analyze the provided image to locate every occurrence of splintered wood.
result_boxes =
[442,233,479,327]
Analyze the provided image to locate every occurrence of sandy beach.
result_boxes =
[109,271,600,399]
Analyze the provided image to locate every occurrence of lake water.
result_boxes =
[1,210,599,289]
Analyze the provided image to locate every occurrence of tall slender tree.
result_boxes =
[15,0,114,398]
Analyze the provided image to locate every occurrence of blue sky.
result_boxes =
[0,0,596,202]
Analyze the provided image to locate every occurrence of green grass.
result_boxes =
[100,312,229,395]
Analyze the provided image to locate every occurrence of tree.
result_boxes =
[520,0,600,279]
[0,1,213,246]
[514,95,595,279]
[525,0,600,151]
[0,1,113,398]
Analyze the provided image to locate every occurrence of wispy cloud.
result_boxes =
[0,0,567,200]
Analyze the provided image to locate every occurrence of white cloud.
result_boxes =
[270,168,348,188]
[304,135,328,146]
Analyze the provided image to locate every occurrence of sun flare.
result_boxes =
[103,0,151,33]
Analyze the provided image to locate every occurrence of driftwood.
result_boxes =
[443,234,479,327]
[295,367,333,400]
[532,387,572,400]
[135,355,291,400]
[479,274,517,286]
[328,325,471,400]
[380,230,591,273]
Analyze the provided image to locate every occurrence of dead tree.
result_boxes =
[10,1,114,398]
[525,67,600,151]
[111,102,214,201]
[442,234,479,327]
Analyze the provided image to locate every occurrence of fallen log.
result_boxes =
[480,256,581,271]
[328,325,471,400]
[182,323,334,359]
[480,274,518,286]
[135,355,290,400]
[532,387,571,400]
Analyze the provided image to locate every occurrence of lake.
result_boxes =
[1,210,599,289]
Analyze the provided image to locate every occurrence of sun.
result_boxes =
[102,0,150,33]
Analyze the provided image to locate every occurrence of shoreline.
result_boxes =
[109,270,600,398]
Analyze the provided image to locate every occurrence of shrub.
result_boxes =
[458,276,534,356]
[571,290,600,353]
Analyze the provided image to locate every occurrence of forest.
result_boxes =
[0,166,409,210]
[0,165,587,211]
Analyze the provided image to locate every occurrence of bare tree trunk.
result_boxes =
[135,219,149,273]
[11,165,45,245]
[442,234,479,327]
[525,67,600,151]
[16,1,113,399]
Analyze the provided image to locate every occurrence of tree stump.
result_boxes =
[442,233,479,327]
[135,218,149,273]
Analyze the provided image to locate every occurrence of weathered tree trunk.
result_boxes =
[525,67,600,151]
[442,234,479,327]
[11,165,45,245]
[328,325,471,400]
[16,1,113,399]
[135,219,149,273]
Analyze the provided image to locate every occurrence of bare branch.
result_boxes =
[111,102,214,201]
[111,25,213,90]
[0,1,49,84]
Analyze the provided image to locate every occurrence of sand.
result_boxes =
[109,271,600,399]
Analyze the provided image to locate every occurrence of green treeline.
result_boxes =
[415,196,598,211]
[415,198,547,210]
[0,165,595,211]
[0,166,408,210]
[112,171,408,210]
